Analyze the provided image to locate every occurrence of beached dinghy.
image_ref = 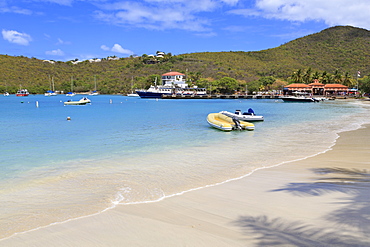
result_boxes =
[220,108,264,122]
[207,113,255,131]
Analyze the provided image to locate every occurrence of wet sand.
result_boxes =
[1,125,370,246]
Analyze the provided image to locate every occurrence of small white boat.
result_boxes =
[3,92,9,96]
[280,92,320,102]
[45,90,57,96]
[89,91,99,96]
[45,77,57,96]
[220,109,264,122]
[66,92,76,97]
[64,97,91,105]
[127,92,139,97]
[16,89,29,97]
[89,76,99,95]
[207,113,255,131]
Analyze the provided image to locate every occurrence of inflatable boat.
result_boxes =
[207,113,255,131]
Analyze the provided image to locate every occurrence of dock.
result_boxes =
[161,94,281,99]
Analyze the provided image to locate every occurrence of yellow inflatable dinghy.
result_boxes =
[207,113,255,131]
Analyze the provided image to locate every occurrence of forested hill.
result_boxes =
[1,25,369,94]
[185,26,370,81]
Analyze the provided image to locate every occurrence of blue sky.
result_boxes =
[1,0,369,62]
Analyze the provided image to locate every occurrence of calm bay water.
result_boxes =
[1,94,369,239]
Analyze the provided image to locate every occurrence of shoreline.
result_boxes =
[1,124,369,246]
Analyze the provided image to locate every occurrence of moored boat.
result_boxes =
[89,76,99,95]
[45,90,57,96]
[45,76,57,96]
[66,92,76,97]
[280,92,319,102]
[64,97,91,105]
[16,89,29,97]
[220,109,264,121]
[136,71,207,98]
[207,113,255,131]
[89,91,99,96]
[280,96,318,102]
[127,92,140,97]
[3,92,9,96]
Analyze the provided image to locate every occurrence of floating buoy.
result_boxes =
[67,116,71,121]
[110,99,112,104]
[36,101,39,108]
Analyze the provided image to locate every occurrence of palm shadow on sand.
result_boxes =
[233,167,370,246]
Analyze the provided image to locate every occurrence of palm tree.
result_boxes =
[342,72,352,87]
[303,68,312,84]
[320,71,330,84]
[332,70,342,84]
[311,71,320,80]
[291,69,303,83]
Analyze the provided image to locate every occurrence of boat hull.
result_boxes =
[16,89,29,97]
[136,91,171,98]
[280,97,317,102]
[207,113,254,131]
[64,97,91,105]
[136,87,207,98]
[220,111,264,121]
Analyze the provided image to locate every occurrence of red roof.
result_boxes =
[162,71,185,76]
[309,82,325,86]
[285,83,311,88]
[324,84,348,89]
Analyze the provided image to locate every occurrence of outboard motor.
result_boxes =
[232,117,242,130]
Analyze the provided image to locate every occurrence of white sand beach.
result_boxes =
[1,125,370,246]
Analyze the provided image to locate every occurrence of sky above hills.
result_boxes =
[1,0,369,62]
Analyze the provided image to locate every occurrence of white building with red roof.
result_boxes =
[284,80,350,96]
[161,71,188,88]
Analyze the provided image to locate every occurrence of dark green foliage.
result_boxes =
[1,26,370,94]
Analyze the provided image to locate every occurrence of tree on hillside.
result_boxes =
[291,69,304,83]
[332,69,342,83]
[246,80,260,94]
[342,72,352,86]
[303,68,312,84]
[187,71,202,84]
[359,76,370,94]
[312,71,320,80]
[321,71,330,84]
[258,76,276,90]
[216,77,239,94]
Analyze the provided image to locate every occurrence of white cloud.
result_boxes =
[56,38,71,45]
[100,45,110,51]
[2,29,32,45]
[111,44,132,54]
[94,0,239,32]
[40,0,74,6]
[230,0,370,30]
[0,0,33,15]
[45,49,65,56]
[100,44,134,55]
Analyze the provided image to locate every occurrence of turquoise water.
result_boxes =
[1,94,369,239]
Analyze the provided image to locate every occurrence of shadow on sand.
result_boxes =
[233,167,370,246]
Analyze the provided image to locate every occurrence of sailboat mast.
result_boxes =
[94,75,97,91]
[71,76,73,92]
[52,76,55,91]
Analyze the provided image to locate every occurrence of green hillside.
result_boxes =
[1,25,370,94]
